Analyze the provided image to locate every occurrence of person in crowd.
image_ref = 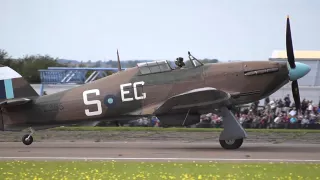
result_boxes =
[284,94,291,113]
[308,101,314,114]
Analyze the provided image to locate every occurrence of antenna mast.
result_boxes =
[117,49,122,71]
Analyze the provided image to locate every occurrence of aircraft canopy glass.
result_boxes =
[137,60,173,75]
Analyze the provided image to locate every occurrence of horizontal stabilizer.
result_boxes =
[0,98,32,107]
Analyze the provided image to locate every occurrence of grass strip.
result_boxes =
[0,161,319,180]
[52,126,320,133]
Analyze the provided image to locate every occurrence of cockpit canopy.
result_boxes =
[137,60,173,75]
[136,51,203,75]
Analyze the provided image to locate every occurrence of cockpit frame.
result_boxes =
[187,51,204,68]
[137,60,173,75]
[136,51,204,75]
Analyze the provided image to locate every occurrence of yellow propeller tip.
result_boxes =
[287,15,290,19]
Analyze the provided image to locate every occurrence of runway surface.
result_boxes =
[0,141,320,162]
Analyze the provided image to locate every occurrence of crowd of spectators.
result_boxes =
[106,95,320,129]
[200,95,320,129]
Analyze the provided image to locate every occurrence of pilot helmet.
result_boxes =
[176,57,184,62]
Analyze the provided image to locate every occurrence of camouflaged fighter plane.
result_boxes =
[0,16,311,149]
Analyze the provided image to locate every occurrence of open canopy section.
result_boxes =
[175,51,204,68]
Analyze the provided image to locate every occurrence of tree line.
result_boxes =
[0,49,66,83]
[0,49,219,83]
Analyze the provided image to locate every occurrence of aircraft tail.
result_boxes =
[0,65,39,101]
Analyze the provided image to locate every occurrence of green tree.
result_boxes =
[0,49,9,61]
[0,49,16,68]
[20,54,66,83]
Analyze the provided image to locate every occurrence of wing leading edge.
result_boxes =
[153,87,231,115]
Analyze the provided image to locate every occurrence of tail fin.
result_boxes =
[0,65,38,101]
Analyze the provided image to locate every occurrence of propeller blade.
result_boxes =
[286,16,296,69]
[291,80,301,110]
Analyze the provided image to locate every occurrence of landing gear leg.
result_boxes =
[218,106,247,150]
[22,127,35,145]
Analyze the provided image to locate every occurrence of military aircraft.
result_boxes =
[0,16,311,149]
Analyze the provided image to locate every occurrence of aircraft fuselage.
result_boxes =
[1,60,289,130]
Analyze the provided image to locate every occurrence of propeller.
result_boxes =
[286,16,300,110]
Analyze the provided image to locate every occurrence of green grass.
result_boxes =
[0,161,319,180]
[52,126,320,133]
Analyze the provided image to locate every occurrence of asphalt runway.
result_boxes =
[0,141,320,162]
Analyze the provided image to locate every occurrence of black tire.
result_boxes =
[22,134,33,145]
[219,138,243,150]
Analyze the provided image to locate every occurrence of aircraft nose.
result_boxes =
[288,62,311,81]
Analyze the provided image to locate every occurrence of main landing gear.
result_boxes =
[219,139,243,150]
[217,106,247,150]
[22,127,35,145]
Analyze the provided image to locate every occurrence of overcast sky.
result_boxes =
[1,0,319,62]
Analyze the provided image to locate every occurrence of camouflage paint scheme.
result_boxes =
[0,59,289,131]
[0,16,311,150]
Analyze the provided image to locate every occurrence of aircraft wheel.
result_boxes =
[219,138,243,150]
[22,134,33,145]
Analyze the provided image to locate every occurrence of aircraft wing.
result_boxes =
[0,98,32,107]
[153,87,231,115]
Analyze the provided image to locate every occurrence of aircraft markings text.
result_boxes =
[120,81,146,102]
[82,89,102,116]
[42,103,64,112]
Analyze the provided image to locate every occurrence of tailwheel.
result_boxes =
[22,134,33,145]
[219,138,243,150]
[22,127,35,145]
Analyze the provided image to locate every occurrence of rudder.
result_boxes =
[0,65,38,101]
